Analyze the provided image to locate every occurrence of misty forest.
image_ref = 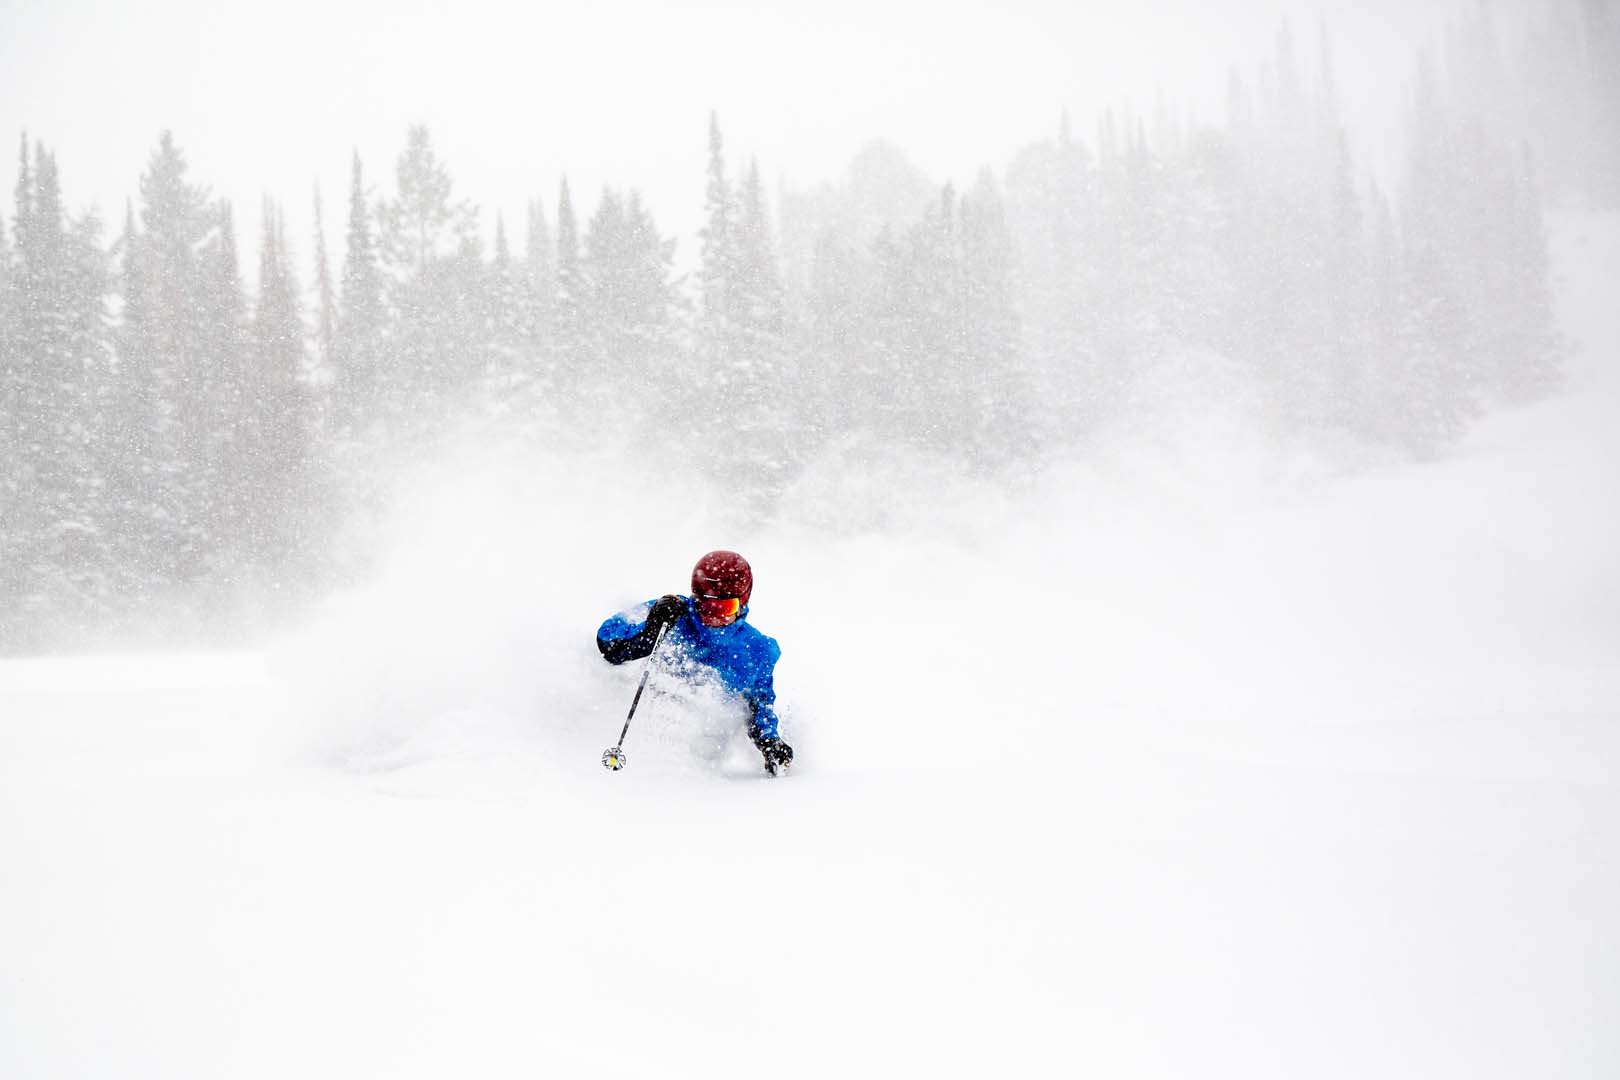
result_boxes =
[2,8,1617,653]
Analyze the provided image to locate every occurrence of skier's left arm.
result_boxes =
[741,636,784,741]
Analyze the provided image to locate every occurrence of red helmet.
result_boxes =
[691,550,752,605]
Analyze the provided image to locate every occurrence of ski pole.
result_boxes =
[601,622,669,771]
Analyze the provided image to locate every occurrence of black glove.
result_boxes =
[753,734,794,775]
[645,594,688,634]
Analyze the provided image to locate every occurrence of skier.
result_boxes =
[596,550,794,775]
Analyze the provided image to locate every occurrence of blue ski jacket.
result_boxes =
[596,597,782,740]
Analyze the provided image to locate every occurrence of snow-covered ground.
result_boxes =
[3,214,1618,1079]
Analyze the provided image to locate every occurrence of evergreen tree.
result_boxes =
[1318,122,1367,432]
[723,158,792,507]
[0,202,10,382]
[580,187,681,428]
[123,131,218,588]
[1400,40,1563,417]
[734,159,786,367]
[1390,249,1479,458]
[1004,115,1100,445]
[1493,144,1563,402]
[190,198,249,558]
[958,170,1028,466]
[378,125,474,275]
[697,112,737,372]
[243,201,311,572]
[0,207,13,634]
[493,213,510,265]
[553,176,586,401]
[803,225,869,450]
[12,132,32,265]
[518,198,555,415]
[102,198,165,613]
[377,125,483,419]
[312,184,337,375]
[1587,0,1620,204]
[2,141,113,647]
[1,136,34,626]
[484,212,529,410]
[0,189,10,289]
[862,189,960,452]
[332,151,386,441]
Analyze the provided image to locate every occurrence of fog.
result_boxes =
[6,1,1616,647]
[3,0,1460,250]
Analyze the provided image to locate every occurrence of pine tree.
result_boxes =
[958,170,1028,466]
[2,141,113,647]
[734,158,786,364]
[493,213,510,262]
[12,133,32,265]
[103,198,165,614]
[1587,0,1620,205]
[803,225,869,450]
[125,131,217,588]
[553,176,586,401]
[861,187,962,453]
[0,191,10,293]
[377,125,483,419]
[485,212,529,411]
[723,157,792,508]
[243,201,311,573]
[193,198,248,557]
[332,151,386,441]
[1391,249,1479,459]
[0,206,14,637]
[379,125,473,275]
[524,199,555,331]
[1004,115,1100,446]
[0,202,10,380]
[1399,36,1563,420]
[1493,143,1563,402]
[312,184,337,376]
[518,198,555,415]
[698,112,738,373]
[580,187,681,429]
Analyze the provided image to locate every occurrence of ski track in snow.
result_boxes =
[3,214,1619,1078]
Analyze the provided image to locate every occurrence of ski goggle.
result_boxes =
[694,596,742,624]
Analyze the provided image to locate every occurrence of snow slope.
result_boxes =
[2,214,1618,1079]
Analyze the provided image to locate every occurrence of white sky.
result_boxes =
[1,0,1460,271]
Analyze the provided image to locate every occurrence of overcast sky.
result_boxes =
[2,0,1461,267]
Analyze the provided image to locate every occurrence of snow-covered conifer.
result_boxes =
[242,201,311,571]
[332,152,386,441]
[311,185,336,375]
[552,177,586,397]
[1,141,113,646]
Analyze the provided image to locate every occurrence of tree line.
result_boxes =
[0,18,1586,651]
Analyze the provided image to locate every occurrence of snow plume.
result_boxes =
[273,430,728,785]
